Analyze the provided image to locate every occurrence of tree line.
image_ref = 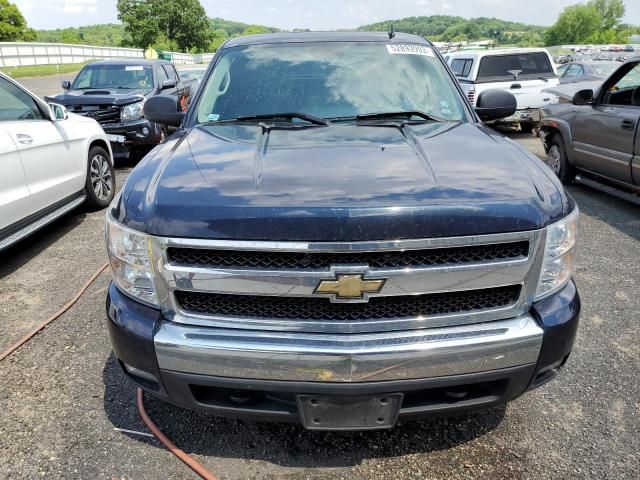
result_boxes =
[1,0,639,49]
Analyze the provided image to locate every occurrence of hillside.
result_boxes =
[36,19,278,49]
[34,15,547,49]
[358,15,546,46]
[36,23,129,47]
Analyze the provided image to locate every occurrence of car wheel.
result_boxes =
[520,121,534,134]
[85,145,115,210]
[547,134,575,185]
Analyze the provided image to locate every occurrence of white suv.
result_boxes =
[0,73,115,251]
[446,48,559,132]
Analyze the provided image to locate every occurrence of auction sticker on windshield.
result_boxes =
[125,66,144,71]
[386,44,434,56]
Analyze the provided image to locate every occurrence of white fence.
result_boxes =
[0,42,214,67]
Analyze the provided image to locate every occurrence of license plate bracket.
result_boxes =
[297,393,403,431]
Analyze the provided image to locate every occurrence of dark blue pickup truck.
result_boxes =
[105,32,580,431]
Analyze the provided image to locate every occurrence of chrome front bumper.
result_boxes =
[155,314,543,382]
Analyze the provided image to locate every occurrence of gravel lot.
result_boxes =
[0,77,638,480]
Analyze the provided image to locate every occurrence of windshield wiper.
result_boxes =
[355,111,447,123]
[216,112,330,126]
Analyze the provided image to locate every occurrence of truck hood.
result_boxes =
[45,88,151,106]
[543,81,602,101]
[115,122,566,241]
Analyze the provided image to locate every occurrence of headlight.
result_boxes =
[535,207,579,300]
[106,215,157,306]
[120,100,145,122]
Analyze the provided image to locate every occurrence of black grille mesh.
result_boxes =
[175,286,520,321]
[167,242,529,270]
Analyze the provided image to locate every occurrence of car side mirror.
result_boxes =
[161,79,176,90]
[572,89,594,106]
[61,80,71,90]
[144,95,184,127]
[474,89,517,122]
[48,103,68,121]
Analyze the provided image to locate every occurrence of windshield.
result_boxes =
[590,63,618,77]
[180,69,206,82]
[72,65,154,90]
[195,42,466,124]
[476,52,555,83]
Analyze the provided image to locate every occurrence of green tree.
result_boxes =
[0,0,36,41]
[209,28,228,51]
[117,0,211,51]
[241,25,272,36]
[544,4,601,45]
[590,0,625,30]
[544,0,629,46]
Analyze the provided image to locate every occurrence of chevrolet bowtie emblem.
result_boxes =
[315,274,386,300]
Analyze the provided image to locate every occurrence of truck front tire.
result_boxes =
[547,134,575,185]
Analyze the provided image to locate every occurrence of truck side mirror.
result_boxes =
[474,89,517,122]
[572,89,594,106]
[144,95,184,127]
[161,79,176,90]
[62,80,71,90]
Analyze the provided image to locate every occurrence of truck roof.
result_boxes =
[86,59,172,66]
[224,31,430,48]
[447,48,552,59]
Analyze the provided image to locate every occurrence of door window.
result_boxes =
[563,64,584,80]
[163,64,179,83]
[156,65,170,84]
[0,77,43,121]
[450,59,473,77]
[602,64,640,106]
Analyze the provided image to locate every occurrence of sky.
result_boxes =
[13,0,640,31]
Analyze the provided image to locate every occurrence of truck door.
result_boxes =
[572,61,640,185]
[163,64,189,111]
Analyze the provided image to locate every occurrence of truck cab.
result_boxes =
[105,32,580,431]
[447,48,559,132]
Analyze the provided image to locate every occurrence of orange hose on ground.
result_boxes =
[0,262,109,362]
[137,388,219,480]
[0,259,219,480]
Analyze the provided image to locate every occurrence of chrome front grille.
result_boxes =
[166,241,529,270]
[174,286,521,321]
[150,231,545,334]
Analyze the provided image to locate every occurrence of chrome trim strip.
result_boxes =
[148,229,545,333]
[162,259,529,298]
[159,230,536,253]
[154,315,544,382]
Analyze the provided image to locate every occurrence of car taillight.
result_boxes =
[467,88,476,106]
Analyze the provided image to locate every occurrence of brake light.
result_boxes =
[467,87,475,106]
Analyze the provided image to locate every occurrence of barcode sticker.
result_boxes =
[386,44,434,56]
[125,66,144,71]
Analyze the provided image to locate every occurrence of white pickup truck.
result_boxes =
[446,48,559,132]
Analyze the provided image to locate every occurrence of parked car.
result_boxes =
[176,66,207,87]
[556,61,619,84]
[447,48,559,132]
[47,59,196,160]
[0,73,115,251]
[540,58,640,203]
[106,32,580,431]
